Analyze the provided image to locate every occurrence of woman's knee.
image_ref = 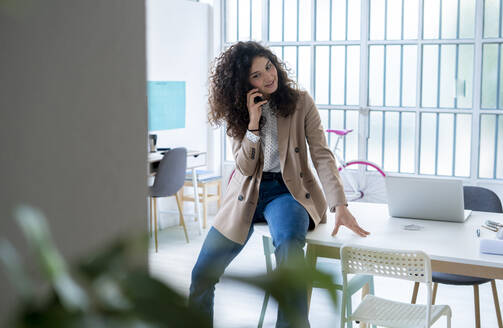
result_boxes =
[273,230,307,251]
[266,197,310,239]
[191,245,233,281]
[272,214,309,247]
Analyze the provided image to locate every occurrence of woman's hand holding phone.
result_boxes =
[246,88,268,133]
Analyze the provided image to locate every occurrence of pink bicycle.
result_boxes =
[327,129,387,203]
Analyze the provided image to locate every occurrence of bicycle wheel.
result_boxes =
[338,161,387,203]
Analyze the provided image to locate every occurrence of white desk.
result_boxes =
[148,150,207,235]
[255,202,503,327]
[306,202,503,281]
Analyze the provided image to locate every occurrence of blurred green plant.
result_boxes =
[0,205,338,328]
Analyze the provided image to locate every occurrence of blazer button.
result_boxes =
[300,172,304,178]
[238,195,244,201]
[295,147,300,153]
[305,193,310,199]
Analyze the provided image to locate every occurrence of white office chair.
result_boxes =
[340,245,452,328]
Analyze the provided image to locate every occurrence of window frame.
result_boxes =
[220,0,503,184]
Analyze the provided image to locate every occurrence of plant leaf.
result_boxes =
[14,205,89,312]
[0,240,34,301]
[119,269,212,328]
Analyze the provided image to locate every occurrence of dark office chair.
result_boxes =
[411,186,503,328]
[149,147,188,252]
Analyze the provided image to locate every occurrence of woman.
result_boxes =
[189,41,369,328]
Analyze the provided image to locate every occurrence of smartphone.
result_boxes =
[254,96,264,104]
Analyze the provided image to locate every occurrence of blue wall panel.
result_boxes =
[148,81,186,131]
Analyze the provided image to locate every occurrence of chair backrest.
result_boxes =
[341,245,431,283]
[150,147,187,197]
[464,186,503,213]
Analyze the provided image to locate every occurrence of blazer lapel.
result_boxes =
[276,114,291,171]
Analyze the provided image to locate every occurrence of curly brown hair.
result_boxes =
[208,41,299,139]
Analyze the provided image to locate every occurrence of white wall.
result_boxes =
[146,0,223,227]
[0,0,147,324]
[201,0,224,179]
[146,0,218,171]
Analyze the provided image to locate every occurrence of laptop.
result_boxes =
[385,176,471,222]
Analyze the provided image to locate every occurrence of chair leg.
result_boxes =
[177,189,183,226]
[305,245,317,313]
[149,196,152,237]
[359,284,369,328]
[346,295,353,328]
[217,180,222,208]
[368,278,376,328]
[432,282,438,305]
[175,190,184,226]
[153,197,158,253]
[340,288,347,328]
[411,282,420,304]
[369,277,375,295]
[191,177,199,224]
[175,193,189,243]
[474,284,481,328]
[491,280,503,328]
[258,292,270,328]
[362,282,369,300]
[203,184,208,229]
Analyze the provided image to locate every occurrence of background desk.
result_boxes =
[148,150,206,234]
[148,150,206,175]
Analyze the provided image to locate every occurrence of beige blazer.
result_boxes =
[213,91,347,245]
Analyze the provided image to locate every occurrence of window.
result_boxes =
[222,0,503,181]
[480,0,503,179]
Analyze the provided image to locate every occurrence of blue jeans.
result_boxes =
[189,176,311,328]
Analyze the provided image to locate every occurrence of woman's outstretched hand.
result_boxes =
[331,205,370,237]
[246,88,268,130]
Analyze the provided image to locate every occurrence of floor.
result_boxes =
[149,212,503,328]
